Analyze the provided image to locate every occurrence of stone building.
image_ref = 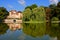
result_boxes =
[4,10,23,23]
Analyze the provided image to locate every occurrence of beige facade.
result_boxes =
[4,10,23,23]
[7,10,23,19]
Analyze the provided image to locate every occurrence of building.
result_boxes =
[4,10,23,23]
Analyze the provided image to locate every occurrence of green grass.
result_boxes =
[23,21,46,23]
[23,21,60,23]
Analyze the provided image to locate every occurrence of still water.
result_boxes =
[0,23,60,40]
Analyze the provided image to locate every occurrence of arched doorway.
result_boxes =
[13,19,16,23]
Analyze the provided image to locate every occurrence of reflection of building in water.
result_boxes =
[7,23,23,31]
[4,10,23,23]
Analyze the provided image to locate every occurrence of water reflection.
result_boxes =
[23,23,60,40]
[0,23,23,35]
[0,23,60,40]
[48,23,60,40]
[23,23,46,37]
[7,23,23,31]
[0,23,9,35]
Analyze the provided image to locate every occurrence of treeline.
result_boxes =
[45,2,60,21]
[23,2,60,22]
[0,7,9,22]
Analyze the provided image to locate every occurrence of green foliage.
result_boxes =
[23,23,46,37]
[32,7,46,21]
[48,23,60,37]
[57,2,60,8]
[49,4,56,9]
[23,2,60,22]
[25,4,38,10]
[0,7,9,22]
[48,2,60,20]
[51,17,59,21]
[23,8,32,21]
[0,23,9,35]
[23,6,46,22]
[23,23,60,38]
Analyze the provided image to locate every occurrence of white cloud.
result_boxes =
[49,0,59,5]
[18,0,26,6]
[7,4,13,8]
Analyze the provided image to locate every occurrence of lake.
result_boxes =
[0,22,60,40]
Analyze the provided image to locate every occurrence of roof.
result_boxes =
[18,11,22,13]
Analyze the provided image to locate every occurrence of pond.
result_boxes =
[0,22,60,40]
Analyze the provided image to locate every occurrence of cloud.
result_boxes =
[18,0,26,6]
[49,0,59,5]
[7,4,13,8]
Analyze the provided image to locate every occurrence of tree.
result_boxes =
[49,4,56,9]
[0,7,9,22]
[30,4,38,10]
[23,6,46,22]
[23,8,32,22]
[57,2,60,20]
[57,2,60,8]
[25,6,31,10]
[25,4,38,10]
[49,4,58,20]
[49,2,60,20]
[44,7,51,21]
[32,6,46,21]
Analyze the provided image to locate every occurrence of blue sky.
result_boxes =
[0,0,59,11]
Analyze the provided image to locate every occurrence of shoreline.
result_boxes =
[0,21,60,24]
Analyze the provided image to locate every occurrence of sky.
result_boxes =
[0,0,59,11]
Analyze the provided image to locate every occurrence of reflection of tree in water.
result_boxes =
[23,23,46,37]
[46,22,60,40]
[23,23,60,40]
[0,23,9,35]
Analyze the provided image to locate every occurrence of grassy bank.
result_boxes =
[23,21,60,23]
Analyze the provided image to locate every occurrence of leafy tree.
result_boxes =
[57,2,60,7]
[23,8,32,22]
[44,7,51,21]
[32,6,46,21]
[56,2,60,20]
[30,4,38,10]
[25,6,31,9]
[23,6,46,22]
[0,7,9,22]
[49,4,57,17]
[25,4,38,10]
[49,2,60,20]
[49,4,56,9]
